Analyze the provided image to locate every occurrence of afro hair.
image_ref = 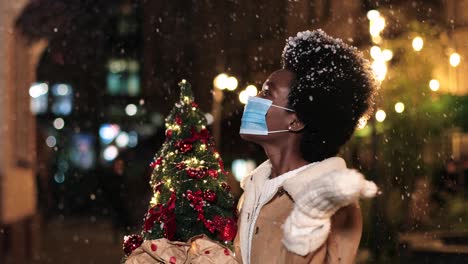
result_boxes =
[281,29,377,162]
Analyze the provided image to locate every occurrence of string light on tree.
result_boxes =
[123,80,236,258]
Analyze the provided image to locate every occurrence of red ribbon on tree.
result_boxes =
[189,127,211,144]
[143,191,177,240]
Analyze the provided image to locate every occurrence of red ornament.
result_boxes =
[150,157,163,168]
[151,243,157,251]
[207,169,218,179]
[219,218,237,242]
[175,140,193,153]
[175,115,182,125]
[191,102,198,108]
[166,129,173,138]
[123,234,144,256]
[203,190,217,203]
[186,167,207,179]
[203,219,216,233]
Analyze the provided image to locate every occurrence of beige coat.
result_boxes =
[233,157,378,264]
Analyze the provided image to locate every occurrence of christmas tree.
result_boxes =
[123,80,237,257]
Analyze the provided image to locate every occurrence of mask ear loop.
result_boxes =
[271,104,295,112]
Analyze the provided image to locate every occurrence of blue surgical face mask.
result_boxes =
[239,96,295,135]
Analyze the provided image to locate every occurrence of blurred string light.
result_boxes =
[116,132,129,148]
[370,46,382,60]
[367,11,391,83]
[232,159,257,182]
[412,36,424,52]
[367,10,385,44]
[429,79,440,91]
[375,109,387,122]
[394,102,405,113]
[125,104,138,116]
[371,60,388,82]
[128,131,138,148]
[29,83,48,98]
[103,145,119,161]
[382,49,393,61]
[213,73,238,91]
[53,118,65,130]
[46,136,57,148]
[239,85,258,104]
[54,172,65,183]
[213,73,228,90]
[29,83,49,114]
[99,124,121,144]
[226,77,238,91]
[450,52,461,67]
[204,113,214,125]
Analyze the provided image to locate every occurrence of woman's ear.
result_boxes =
[288,114,305,132]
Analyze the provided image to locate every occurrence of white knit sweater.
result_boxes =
[237,157,379,264]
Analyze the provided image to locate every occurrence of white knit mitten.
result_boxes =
[281,169,378,256]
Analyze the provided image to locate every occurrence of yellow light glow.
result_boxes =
[370,16,385,37]
[213,73,228,90]
[370,46,382,60]
[367,10,380,21]
[412,37,424,51]
[371,60,388,81]
[382,49,393,61]
[357,117,368,129]
[394,102,405,113]
[376,109,386,122]
[200,144,206,151]
[226,76,238,91]
[214,153,220,159]
[450,52,461,67]
[429,79,440,91]
[372,35,382,44]
[239,90,249,104]
[245,85,258,96]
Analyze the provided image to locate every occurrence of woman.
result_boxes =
[233,30,379,264]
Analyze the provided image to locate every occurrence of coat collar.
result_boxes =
[240,156,347,192]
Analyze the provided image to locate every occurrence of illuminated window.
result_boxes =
[106,59,140,96]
